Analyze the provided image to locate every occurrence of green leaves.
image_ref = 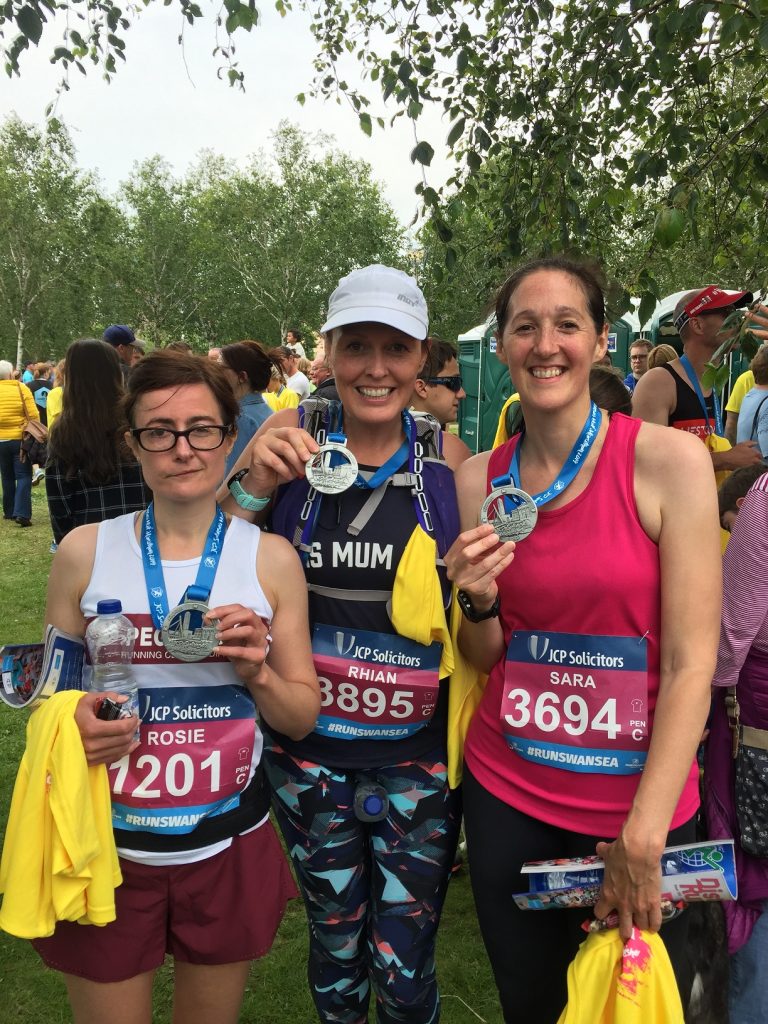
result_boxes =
[446,118,465,148]
[16,5,43,44]
[410,140,434,166]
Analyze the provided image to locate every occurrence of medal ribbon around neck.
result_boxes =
[142,502,227,630]
[679,354,723,437]
[297,410,416,564]
[481,404,601,544]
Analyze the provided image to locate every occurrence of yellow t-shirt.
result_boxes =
[725,371,755,413]
[46,386,63,428]
[263,387,300,413]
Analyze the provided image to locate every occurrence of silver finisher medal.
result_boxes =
[305,442,359,495]
[161,599,219,662]
[480,486,538,543]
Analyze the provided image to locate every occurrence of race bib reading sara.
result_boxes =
[502,631,648,775]
[312,623,441,739]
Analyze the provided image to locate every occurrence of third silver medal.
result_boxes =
[305,441,359,495]
[480,485,538,543]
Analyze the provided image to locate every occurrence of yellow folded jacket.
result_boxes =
[390,524,487,789]
[0,690,121,939]
[557,928,684,1024]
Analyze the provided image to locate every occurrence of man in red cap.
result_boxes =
[632,286,763,471]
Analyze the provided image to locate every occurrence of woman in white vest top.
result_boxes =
[35,351,319,1024]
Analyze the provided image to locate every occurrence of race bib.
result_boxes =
[501,631,648,775]
[312,623,441,740]
[109,685,257,834]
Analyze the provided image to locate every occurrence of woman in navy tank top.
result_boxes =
[222,265,469,1024]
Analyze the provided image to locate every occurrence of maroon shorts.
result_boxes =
[33,822,297,983]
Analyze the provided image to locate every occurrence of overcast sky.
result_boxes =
[0,3,452,226]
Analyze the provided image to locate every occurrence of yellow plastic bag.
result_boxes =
[556,928,684,1024]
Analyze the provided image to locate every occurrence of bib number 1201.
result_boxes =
[504,689,620,739]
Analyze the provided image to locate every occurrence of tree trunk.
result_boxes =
[15,318,25,372]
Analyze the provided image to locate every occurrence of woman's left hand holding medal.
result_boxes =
[209,604,273,685]
[445,523,516,605]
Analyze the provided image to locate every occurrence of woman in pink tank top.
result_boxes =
[445,258,721,1023]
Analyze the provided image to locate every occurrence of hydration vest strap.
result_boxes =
[307,583,393,602]
[347,481,391,536]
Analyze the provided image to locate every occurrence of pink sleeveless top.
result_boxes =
[464,412,699,836]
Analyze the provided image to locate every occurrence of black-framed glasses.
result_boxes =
[131,425,232,452]
[422,375,464,393]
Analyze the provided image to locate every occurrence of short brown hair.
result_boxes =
[750,344,768,386]
[630,338,653,354]
[718,465,767,519]
[124,351,238,428]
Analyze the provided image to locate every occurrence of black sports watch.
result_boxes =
[457,589,500,623]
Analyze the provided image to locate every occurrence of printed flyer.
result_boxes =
[513,839,737,910]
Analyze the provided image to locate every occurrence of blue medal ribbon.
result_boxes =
[679,354,723,437]
[298,410,415,563]
[493,402,602,511]
[141,502,227,630]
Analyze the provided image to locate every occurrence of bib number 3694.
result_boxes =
[504,689,620,739]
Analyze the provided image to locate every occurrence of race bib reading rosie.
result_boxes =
[502,631,648,775]
[312,623,441,739]
[109,685,257,834]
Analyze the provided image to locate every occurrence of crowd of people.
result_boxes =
[1,262,767,1024]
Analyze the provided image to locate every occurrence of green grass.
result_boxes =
[0,489,502,1023]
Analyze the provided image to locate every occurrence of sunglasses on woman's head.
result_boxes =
[422,375,463,393]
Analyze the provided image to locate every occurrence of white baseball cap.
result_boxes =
[321,265,429,340]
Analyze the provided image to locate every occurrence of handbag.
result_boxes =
[726,687,768,858]
[16,382,48,466]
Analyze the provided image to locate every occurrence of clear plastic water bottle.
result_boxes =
[85,599,140,739]
[353,781,389,822]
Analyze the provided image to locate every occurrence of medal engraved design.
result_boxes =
[161,599,219,662]
[305,442,359,495]
[480,486,538,543]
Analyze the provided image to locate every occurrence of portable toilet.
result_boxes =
[608,316,638,375]
[457,317,512,454]
[644,290,689,353]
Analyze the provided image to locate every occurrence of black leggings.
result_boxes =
[463,765,696,1024]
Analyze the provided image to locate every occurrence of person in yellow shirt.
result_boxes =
[263,360,300,412]
[46,359,65,430]
[0,359,39,526]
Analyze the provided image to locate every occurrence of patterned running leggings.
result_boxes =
[264,742,461,1024]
